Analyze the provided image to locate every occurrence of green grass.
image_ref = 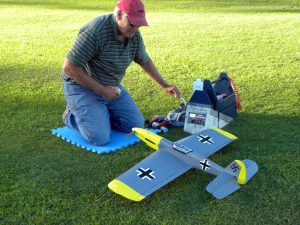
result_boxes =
[1,0,300,224]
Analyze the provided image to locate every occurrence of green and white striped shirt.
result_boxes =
[62,13,149,86]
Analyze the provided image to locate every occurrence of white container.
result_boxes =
[193,78,203,92]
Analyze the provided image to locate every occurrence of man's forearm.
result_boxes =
[62,59,105,95]
[139,58,169,88]
[139,58,181,99]
[62,59,120,100]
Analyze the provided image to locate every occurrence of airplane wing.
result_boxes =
[173,128,237,158]
[108,149,192,201]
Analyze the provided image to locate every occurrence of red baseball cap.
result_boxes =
[117,0,148,26]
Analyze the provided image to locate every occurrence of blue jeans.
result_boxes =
[63,81,145,145]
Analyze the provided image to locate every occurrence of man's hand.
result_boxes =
[163,85,181,99]
[99,86,121,101]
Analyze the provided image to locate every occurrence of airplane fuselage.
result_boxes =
[158,139,226,176]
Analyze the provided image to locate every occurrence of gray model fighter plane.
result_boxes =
[108,128,258,201]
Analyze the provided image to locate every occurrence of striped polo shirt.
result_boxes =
[61,13,149,86]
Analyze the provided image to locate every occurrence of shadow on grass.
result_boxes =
[0,87,299,223]
[1,0,299,13]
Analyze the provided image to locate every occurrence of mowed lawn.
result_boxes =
[0,0,299,224]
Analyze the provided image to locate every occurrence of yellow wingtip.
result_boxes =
[132,128,163,151]
[235,160,247,184]
[108,179,145,202]
[211,128,238,140]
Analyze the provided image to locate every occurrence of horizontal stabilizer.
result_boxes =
[207,159,258,199]
[206,171,240,199]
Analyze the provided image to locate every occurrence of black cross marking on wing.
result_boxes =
[136,168,156,180]
[198,135,214,144]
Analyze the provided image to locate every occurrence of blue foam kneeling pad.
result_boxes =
[51,126,161,154]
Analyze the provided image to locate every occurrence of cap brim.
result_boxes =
[127,15,148,26]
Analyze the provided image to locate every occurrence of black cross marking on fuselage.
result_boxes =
[198,135,214,144]
[199,159,211,171]
[136,168,155,180]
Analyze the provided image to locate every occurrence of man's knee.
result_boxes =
[123,113,145,132]
[111,113,144,133]
[133,113,145,128]
[86,131,110,146]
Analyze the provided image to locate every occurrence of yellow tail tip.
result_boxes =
[235,160,246,184]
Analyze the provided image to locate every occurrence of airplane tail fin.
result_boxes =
[206,159,258,199]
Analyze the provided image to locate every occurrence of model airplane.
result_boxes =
[108,128,258,201]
